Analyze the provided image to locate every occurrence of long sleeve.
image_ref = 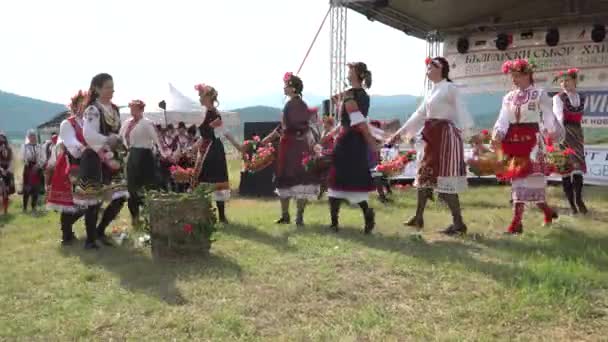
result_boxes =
[552,95,564,124]
[83,105,108,150]
[59,119,84,158]
[395,100,426,138]
[541,91,564,142]
[492,95,511,141]
[46,145,58,168]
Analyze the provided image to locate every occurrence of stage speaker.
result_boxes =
[592,24,606,42]
[457,37,470,53]
[322,99,331,116]
[496,33,510,51]
[545,28,559,46]
[238,122,281,197]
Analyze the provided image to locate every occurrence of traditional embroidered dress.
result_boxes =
[395,79,473,233]
[396,79,473,193]
[192,108,231,217]
[172,134,195,168]
[0,136,14,214]
[276,96,319,200]
[493,85,563,232]
[76,100,128,248]
[328,88,375,203]
[21,140,44,211]
[327,87,375,233]
[75,101,128,205]
[553,91,588,214]
[47,115,86,213]
[46,115,87,243]
[121,116,161,221]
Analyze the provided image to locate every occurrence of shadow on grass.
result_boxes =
[475,226,608,273]
[60,243,243,305]
[295,223,606,299]
[0,212,17,226]
[219,222,296,253]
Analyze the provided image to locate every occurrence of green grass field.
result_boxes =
[1,160,607,340]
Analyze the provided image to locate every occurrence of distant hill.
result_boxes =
[0,90,66,137]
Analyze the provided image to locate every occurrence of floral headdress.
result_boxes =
[195,83,218,100]
[128,99,146,109]
[501,58,536,74]
[69,90,88,110]
[283,72,303,94]
[553,68,583,83]
[425,57,440,67]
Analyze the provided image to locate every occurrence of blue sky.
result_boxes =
[0,0,427,109]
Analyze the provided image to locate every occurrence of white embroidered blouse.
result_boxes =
[395,79,474,138]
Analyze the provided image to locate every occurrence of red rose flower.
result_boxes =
[183,224,193,234]
[283,72,293,82]
[425,57,432,65]
[546,145,555,153]
[567,68,579,75]
[501,60,512,74]
[481,129,489,136]
[563,147,576,155]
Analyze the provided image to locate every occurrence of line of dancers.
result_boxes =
[31,57,590,248]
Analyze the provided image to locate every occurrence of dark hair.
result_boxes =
[285,75,304,95]
[177,121,186,129]
[432,57,452,82]
[187,125,197,136]
[85,73,113,108]
[350,62,372,88]
[167,124,174,130]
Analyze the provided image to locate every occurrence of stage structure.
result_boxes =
[335,0,608,184]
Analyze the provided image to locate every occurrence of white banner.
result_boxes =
[389,145,608,186]
[444,25,608,127]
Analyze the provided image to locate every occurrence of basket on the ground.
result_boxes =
[144,186,217,259]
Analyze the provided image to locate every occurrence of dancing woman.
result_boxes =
[75,73,128,249]
[493,59,562,234]
[552,68,588,214]
[191,83,241,223]
[0,134,15,214]
[21,130,44,213]
[46,90,88,245]
[262,73,320,226]
[120,100,165,225]
[389,57,473,235]
[327,62,377,234]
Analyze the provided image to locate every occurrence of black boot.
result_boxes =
[404,188,431,229]
[60,211,83,245]
[573,174,588,214]
[84,205,100,250]
[276,198,290,224]
[329,197,341,232]
[562,176,577,214]
[216,201,228,223]
[359,201,375,234]
[439,193,467,236]
[295,199,306,227]
[96,198,125,246]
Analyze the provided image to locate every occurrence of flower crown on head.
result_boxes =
[425,57,433,65]
[128,99,146,108]
[69,90,88,108]
[283,72,294,83]
[502,58,536,74]
[553,68,583,83]
[194,83,213,94]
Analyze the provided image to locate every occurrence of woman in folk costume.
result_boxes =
[552,68,588,215]
[171,121,195,192]
[0,133,15,215]
[261,73,320,226]
[327,62,377,234]
[493,59,562,235]
[388,57,474,235]
[120,100,166,225]
[76,73,128,249]
[21,129,45,213]
[191,83,242,223]
[46,90,88,245]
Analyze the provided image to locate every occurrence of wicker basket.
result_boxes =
[146,195,216,259]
